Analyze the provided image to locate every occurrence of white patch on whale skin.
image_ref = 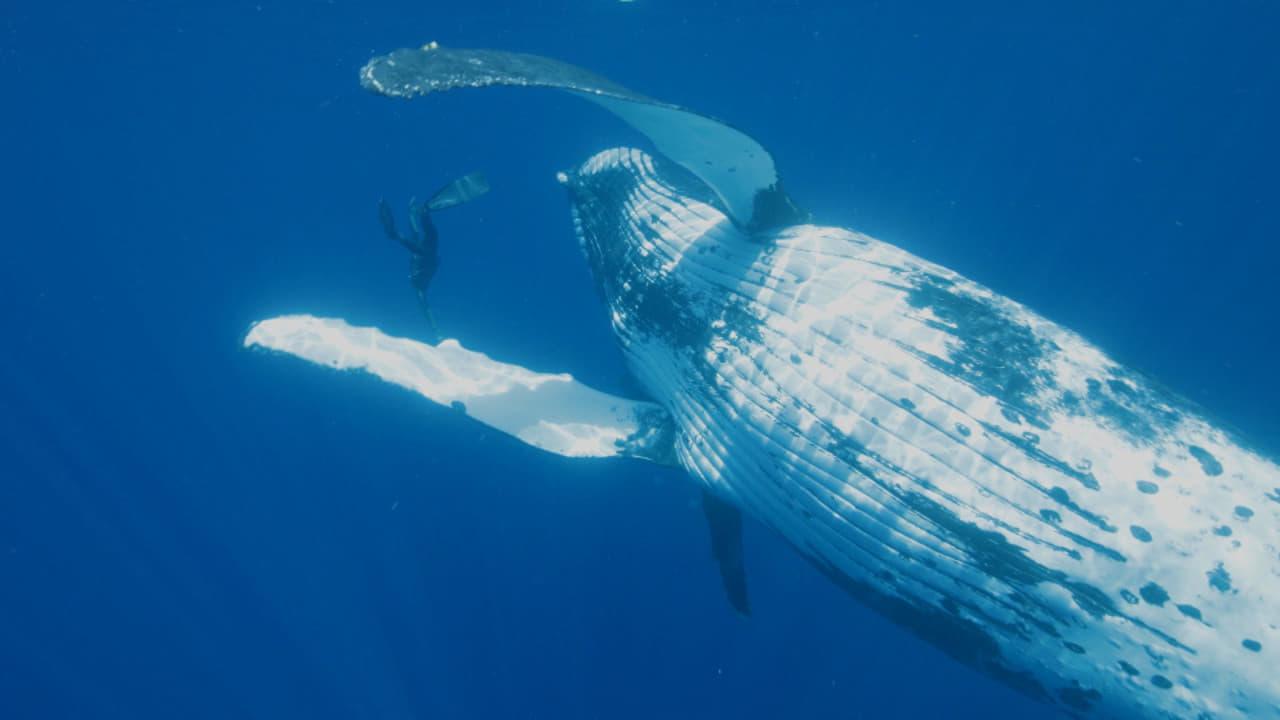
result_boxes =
[244,314,663,459]
[244,315,570,401]
[515,420,630,459]
[575,148,1280,719]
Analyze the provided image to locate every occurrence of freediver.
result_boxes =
[378,172,489,343]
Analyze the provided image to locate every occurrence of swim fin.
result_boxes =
[426,172,490,212]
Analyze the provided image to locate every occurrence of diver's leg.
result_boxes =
[379,198,420,253]
[416,287,441,344]
[408,252,441,344]
[412,202,439,265]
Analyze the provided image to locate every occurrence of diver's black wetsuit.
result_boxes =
[379,172,488,344]
[379,199,442,340]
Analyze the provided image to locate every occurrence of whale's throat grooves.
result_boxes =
[566,147,1280,720]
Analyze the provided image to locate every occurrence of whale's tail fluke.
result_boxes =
[360,42,805,232]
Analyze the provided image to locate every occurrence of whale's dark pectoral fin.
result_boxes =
[360,43,805,231]
[702,489,751,617]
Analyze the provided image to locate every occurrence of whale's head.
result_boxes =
[558,147,756,390]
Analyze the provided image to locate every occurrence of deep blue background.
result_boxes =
[2,2,1277,718]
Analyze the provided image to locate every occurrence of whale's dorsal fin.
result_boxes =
[360,43,806,231]
[702,489,751,616]
[244,315,676,462]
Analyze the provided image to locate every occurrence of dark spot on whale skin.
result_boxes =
[902,492,1121,619]
[1058,683,1101,712]
[1040,509,1062,524]
[1055,529,1119,562]
[1139,582,1169,606]
[1213,525,1232,537]
[1120,589,1139,605]
[1268,488,1280,504]
[1118,660,1140,676]
[955,423,972,437]
[899,397,916,410]
[571,156,729,353]
[616,406,678,464]
[1176,604,1203,622]
[1188,445,1223,477]
[902,273,1054,423]
[1063,641,1086,654]
[1144,645,1166,665]
[1068,583,1126,622]
[1045,485,1117,534]
[824,435,1183,649]
[1153,465,1171,478]
[718,297,766,346]
[1060,391,1081,412]
[803,551,1052,704]
[1242,639,1261,652]
[1207,563,1233,593]
[1130,525,1152,542]
[1150,674,1173,689]
[789,353,801,364]
[987,424,1101,491]
[1080,376,1178,442]
[1234,505,1254,520]
[1136,480,1160,495]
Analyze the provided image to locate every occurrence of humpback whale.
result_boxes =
[246,44,1280,719]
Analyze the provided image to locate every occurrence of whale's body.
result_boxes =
[247,44,1280,720]
[566,146,1279,718]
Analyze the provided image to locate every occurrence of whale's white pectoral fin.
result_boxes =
[243,315,675,462]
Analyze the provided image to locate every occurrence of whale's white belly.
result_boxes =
[585,148,1280,719]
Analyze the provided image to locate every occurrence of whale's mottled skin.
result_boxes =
[565,148,1279,719]
[248,43,1280,720]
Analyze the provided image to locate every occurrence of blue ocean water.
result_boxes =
[2,2,1277,718]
